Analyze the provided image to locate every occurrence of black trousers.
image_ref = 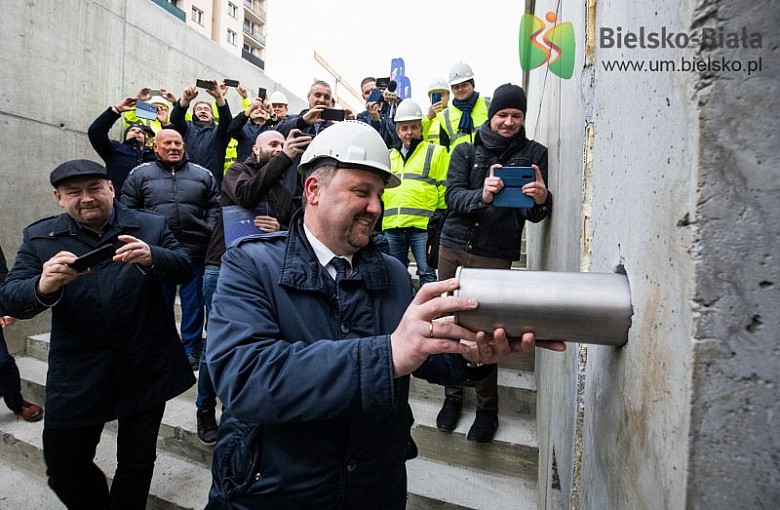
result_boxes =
[43,403,166,510]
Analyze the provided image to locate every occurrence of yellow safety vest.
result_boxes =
[383,142,449,231]
[435,95,489,152]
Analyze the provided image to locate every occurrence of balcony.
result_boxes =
[242,49,265,70]
[243,0,266,22]
[243,27,266,46]
[149,0,186,22]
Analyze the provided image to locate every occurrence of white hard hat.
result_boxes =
[427,78,449,94]
[448,61,475,86]
[150,96,171,109]
[299,120,400,187]
[394,99,424,122]
[269,91,288,105]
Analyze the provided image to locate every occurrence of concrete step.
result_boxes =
[0,460,65,510]
[0,407,211,510]
[407,457,537,510]
[17,331,539,510]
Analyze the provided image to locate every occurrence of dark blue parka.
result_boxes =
[0,202,195,428]
[170,100,232,189]
[87,107,156,196]
[205,215,491,510]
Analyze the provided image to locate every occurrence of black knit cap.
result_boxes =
[488,83,527,119]
[50,159,108,187]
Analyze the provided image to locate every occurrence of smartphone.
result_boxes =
[68,244,116,272]
[257,87,267,100]
[320,108,346,122]
[196,79,215,90]
[223,79,239,87]
[135,100,157,120]
[431,92,442,104]
[493,167,536,208]
[148,89,162,97]
[375,77,390,90]
[366,88,382,103]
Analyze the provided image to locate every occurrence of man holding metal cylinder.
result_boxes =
[203,120,564,508]
[436,83,553,443]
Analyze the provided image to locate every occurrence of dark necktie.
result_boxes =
[331,257,349,283]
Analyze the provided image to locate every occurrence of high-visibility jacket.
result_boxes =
[383,141,449,231]
[434,95,489,152]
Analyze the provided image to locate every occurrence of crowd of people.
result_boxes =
[0,60,564,510]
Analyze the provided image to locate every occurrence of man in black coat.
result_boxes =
[88,91,158,196]
[170,80,232,189]
[0,159,195,510]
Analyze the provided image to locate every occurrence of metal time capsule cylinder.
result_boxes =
[454,268,633,346]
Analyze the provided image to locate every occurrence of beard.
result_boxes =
[255,151,274,167]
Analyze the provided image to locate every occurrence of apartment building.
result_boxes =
[151,0,267,70]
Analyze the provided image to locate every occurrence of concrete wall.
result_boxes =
[531,0,778,508]
[0,0,305,351]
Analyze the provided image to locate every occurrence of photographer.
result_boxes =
[356,76,400,148]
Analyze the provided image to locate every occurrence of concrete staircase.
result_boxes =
[0,270,539,509]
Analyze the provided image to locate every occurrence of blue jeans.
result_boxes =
[384,228,437,286]
[163,263,205,356]
[196,265,220,410]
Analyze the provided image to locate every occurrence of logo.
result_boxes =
[519,12,575,79]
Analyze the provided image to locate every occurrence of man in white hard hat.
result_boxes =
[434,61,489,152]
[204,120,565,509]
[423,78,450,142]
[383,99,450,286]
[269,90,289,121]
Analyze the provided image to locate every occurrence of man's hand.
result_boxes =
[366,101,381,121]
[482,164,504,204]
[522,164,549,205]
[301,105,326,125]
[115,235,153,267]
[37,251,88,296]
[206,80,227,106]
[390,279,481,377]
[236,83,249,99]
[136,88,152,102]
[0,316,17,328]
[180,86,199,108]
[246,97,267,118]
[115,96,137,112]
[160,88,177,104]
[389,279,565,378]
[283,130,312,159]
[253,216,280,233]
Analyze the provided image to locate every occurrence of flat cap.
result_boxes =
[50,159,108,187]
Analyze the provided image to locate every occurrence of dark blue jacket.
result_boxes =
[87,107,156,196]
[170,101,232,188]
[225,111,275,163]
[274,112,337,199]
[441,125,552,260]
[0,202,195,428]
[356,104,399,148]
[205,214,490,509]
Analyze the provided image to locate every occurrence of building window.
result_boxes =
[228,2,237,18]
[227,29,237,45]
[191,6,204,25]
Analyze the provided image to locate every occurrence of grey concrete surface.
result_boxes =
[0,0,305,347]
[530,0,779,509]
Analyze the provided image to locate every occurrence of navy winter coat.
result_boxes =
[0,202,195,428]
[87,107,156,196]
[204,214,491,509]
[170,101,232,188]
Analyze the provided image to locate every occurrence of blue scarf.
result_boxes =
[452,92,479,134]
